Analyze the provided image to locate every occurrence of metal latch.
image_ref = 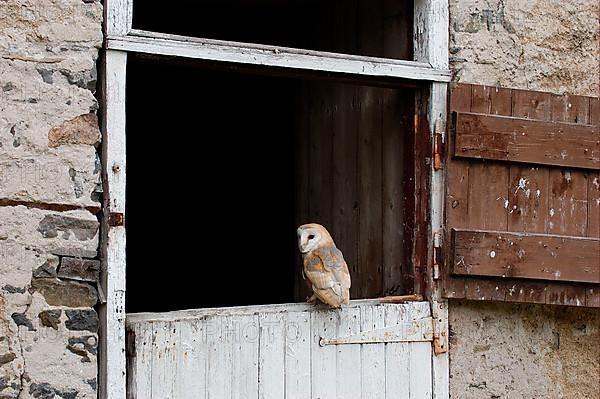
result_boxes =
[319,317,434,346]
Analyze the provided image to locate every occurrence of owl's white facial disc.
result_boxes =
[298,228,321,253]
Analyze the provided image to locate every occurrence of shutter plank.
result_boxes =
[453,113,599,169]
[452,229,600,283]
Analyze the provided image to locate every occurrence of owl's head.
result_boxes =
[297,223,334,254]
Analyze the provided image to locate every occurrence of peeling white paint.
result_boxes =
[560,150,568,160]
[490,250,496,258]
[564,171,572,181]
[554,271,561,279]
[536,189,541,198]
[593,177,599,190]
[515,177,529,195]
[549,208,555,217]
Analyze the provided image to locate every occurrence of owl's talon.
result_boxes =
[307,294,318,304]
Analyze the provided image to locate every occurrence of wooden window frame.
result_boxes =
[99,0,450,398]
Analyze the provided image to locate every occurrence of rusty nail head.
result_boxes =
[108,212,124,227]
[112,163,121,173]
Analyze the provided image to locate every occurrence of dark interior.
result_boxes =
[132,0,413,60]
[125,54,416,313]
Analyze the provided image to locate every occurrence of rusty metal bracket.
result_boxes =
[432,302,448,355]
[319,317,434,347]
[107,212,124,227]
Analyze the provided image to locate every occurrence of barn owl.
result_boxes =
[297,223,351,308]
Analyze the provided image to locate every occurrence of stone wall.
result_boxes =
[0,1,103,398]
[449,0,599,398]
[450,0,599,96]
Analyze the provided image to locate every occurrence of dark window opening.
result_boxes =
[132,0,413,61]
[125,54,417,313]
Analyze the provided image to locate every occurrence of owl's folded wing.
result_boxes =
[304,246,351,290]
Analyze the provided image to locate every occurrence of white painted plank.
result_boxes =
[106,30,451,83]
[284,312,311,399]
[409,342,433,399]
[311,309,339,399]
[384,305,411,399]
[360,305,386,398]
[179,319,207,399]
[106,0,132,36]
[336,307,361,399]
[206,315,233,399]
[259,313,285,399]
[231,315,259,399]
[150,321,178,399]
[127,322,153,399]
[100,49,127,399]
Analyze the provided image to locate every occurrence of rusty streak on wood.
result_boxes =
[452,112,599,170]
[451,228,600,284]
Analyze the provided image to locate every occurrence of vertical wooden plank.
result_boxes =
[546,284,586,307]
[360,305,386,398]
[311,309,338,399]
[130,322,153,399]
[231,315,259,399]
[258,313,285,399]
[548,94,589,237]
[180,319,207,399]
[99,49,127,399]
[151,321,177,399]
[445,83,471,298]
[551,94,590,124]
[590,97,599,126]
[295,84,312,302]
[544,91,589,305]
[509,90,552,235]
[586,287,600,308]
[384,305,410,398]
[106,0,132,36]
[464,86,511,301]
[309,82,333,231]
[358,86,383,298]
[336,307,362,399]
[332,83,359,299]
[548,169,588,236]
[588,172,600,238]
[357,0,383,57]
[383,0,411,60]
[409,337,432,398]
[206,316,232,399]
[382,88,405,295]
[284,312,311,399]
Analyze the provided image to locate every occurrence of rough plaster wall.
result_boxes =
[449,300,600,398]
[0,1,103,398]
[450,0,599,96]
[449,1,600,397]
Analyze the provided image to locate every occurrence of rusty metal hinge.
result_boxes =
[432,231,443,280]
[107,212,124,227]
[433,118,445,171]
[432,302,448,355]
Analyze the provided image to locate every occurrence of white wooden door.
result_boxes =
[126,300,434,399]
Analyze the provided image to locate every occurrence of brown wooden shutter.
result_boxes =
[443,83,600,307]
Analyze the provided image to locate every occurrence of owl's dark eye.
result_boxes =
[308,234,315,240]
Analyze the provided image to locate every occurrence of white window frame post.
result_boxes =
[414,0,450,398]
